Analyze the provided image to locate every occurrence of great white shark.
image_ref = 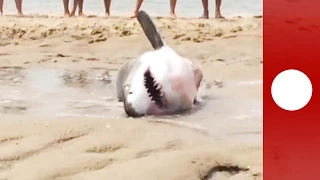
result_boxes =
[116,10,203,117]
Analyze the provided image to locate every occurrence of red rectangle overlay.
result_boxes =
[264,0,320,179]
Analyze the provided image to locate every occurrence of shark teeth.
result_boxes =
[144,69,164,108]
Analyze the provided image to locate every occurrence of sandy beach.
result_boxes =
[0,15,262,180]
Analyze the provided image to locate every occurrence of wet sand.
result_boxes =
[0,16,262,180]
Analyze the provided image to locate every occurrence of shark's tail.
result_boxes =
[137,10,164,50]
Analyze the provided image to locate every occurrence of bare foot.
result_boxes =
[80,13,96,18]
[130,11,138,18]
[215,13,225,19]
[105,12,110,17]
[170,13,177,19]
[78,12,88,17]
[64,13,70,17]
[199,14,209,19]
[17,12,24,17]
[70,10,76,17]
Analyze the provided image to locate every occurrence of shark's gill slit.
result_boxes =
[144,69,163,108]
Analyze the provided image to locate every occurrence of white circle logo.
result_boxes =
[271,69,313,111]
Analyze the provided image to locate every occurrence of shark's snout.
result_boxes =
[123,101,144,117]
[122,84,145,117]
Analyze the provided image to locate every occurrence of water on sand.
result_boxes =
[0,66,262,146]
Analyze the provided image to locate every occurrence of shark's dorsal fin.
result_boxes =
[137,10,164,50]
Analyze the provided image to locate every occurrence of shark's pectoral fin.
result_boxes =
[191,64,203,105]
[192,66,203,90]
[194,93,203,105]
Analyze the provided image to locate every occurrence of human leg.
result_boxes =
[0,0,3,15]
[63,0,70,17]
[131,0,144,18]
[169,0,177,18]
[77,0,86,16]
[104,0,111,16]
[214,0,224,18]
[15,0,23,16]
[70,0,78,16]
[200,0,209,19]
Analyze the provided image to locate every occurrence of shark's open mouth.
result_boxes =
[144,69,164,108]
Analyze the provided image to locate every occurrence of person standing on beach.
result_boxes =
[0,0,23,16]
[131,0,177,18]
[200,0,224,19]
[63,0,86,17]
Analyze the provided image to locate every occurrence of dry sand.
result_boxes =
[0,15,262,180]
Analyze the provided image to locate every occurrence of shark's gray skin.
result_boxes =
[116,58,143,117]
[116,10,203,117]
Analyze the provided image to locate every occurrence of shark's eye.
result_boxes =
[123,85,133,95]
[124,85,130,90]
[144,70,163,108]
